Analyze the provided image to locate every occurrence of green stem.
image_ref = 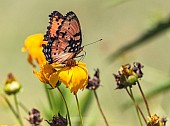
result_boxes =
[94,90,109,126]
[14,94,24,126]
[75,94,84,126]
[44,84,53,112]
[126,88,144,126]
[14,95,19,113]
[57,87,72,126]
[137,81,151,117]
[2,94,18,117]
[19,102,29,114]
[125,88,147,124]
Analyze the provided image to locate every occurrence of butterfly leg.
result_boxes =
[75,50,86,62]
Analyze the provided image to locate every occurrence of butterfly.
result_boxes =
[42,11,83,64]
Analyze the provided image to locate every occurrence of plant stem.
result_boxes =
[93,90,109,126]
[57,87,72,126]
[137,81,151,117]
[14,94,24,126]
[2,94,18,117]
[75,94,84,126]
[125,88,147,123]
[19,102,29,113]
[44,84,53,112]
[125,88,145,126]
[129,88,144,126]
[126,89,147,124]
[14,95,19,113]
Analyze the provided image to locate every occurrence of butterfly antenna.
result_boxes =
[83,39,103,47]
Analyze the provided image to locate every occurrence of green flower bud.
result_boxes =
[4,73,22,95]
[4,81,21,95]
[127,75,138,85]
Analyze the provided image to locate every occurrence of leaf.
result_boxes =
[80,91,93,116]
[107,16,170,63]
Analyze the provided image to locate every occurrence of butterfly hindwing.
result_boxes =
[60,11,82,53]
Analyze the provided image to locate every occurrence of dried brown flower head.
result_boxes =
[113,62,144,89]
[27,108,43,125]
[46,113,67,126]
[86,68,100,90]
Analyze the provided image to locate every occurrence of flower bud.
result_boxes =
[4,73,21,95]
[127,75,138,85]
[113,62,144,89]
[147,114,167,126]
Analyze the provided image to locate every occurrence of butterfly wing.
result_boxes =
[60,11,82,53]
[44,11,64,41]
[43,11,82,64]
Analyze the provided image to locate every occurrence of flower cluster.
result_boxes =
[46,113,67,126]
[147,114,167,126]
[113,62,143,89]
[34,60,88,94]
[27,108,43,125]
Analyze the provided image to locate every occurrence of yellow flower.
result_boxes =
[34,60,88,94]
[56,61,88,94]
[22,33,47,67]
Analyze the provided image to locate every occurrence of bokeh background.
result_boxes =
[1,0,170,125]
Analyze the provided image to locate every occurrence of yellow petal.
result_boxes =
[58,62,88,94]
[33,70,49,83]
[70,66,88,93]
[22,33,47,67]
[27,54,36,67]
[76,62,86,67]
[58,67,73,87]
[49,72,60,88]
[24,34,44,48]
[42,63,56,80]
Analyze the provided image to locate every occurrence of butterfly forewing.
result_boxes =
[43,11,82,64]
[44,11,64,41]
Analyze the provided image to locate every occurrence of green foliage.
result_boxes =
[107,16,170,62]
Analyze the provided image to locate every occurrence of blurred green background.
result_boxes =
[1,0,170,125]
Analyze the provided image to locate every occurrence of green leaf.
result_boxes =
[80,91,93,116]
[107,16,170,63]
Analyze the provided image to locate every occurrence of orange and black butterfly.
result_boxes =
[43,11,83,64]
